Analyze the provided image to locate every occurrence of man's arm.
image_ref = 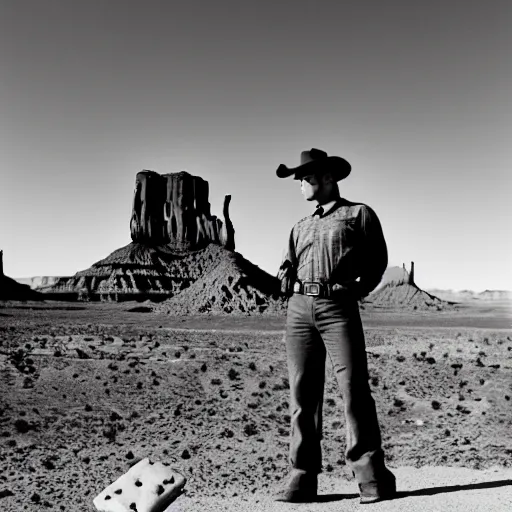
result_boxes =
[356,205,388,299]
[276,227,297,297]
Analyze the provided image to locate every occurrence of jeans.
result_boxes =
[285,293,391,484]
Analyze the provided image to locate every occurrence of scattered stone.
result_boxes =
[244,423,258,436]
[228,369,240,381]
[14,419,31,433]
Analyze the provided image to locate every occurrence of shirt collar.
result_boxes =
[313,199,339,217]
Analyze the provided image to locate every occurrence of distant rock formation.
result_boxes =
[15,276,66,290]
[367,262,453,310]
[372,264,411,293]
[130,170,235,251]
[475,290,511,301]
[42,242,286,312]
[408,261,415,285]
[426,289,512,302]
[40,168,246,302]
[0,250,42,301]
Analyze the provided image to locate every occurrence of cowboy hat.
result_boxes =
[276,148,351,181]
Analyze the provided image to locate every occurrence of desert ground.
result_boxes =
[1,300,511,511]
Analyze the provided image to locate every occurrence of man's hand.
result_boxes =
[332,281,363,301]
[277,260,296,297]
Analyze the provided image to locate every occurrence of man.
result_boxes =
[274,148,396,504]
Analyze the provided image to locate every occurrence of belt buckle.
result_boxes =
[303,282,321,296]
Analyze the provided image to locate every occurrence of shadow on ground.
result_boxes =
[312,479,512,503]
[396,478,512,499]
[314,493,360,502]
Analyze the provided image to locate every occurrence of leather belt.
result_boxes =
[293,281,344,298]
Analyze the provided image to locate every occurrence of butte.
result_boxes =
[43,170,286,315]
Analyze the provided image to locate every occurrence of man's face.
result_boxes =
[300,173,324,201]
[300,174,318,201]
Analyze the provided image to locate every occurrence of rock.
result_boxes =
[30,169,284,312]
[130,170,235,252]
[367,262,454,311]
[130,171,166,244]
[220,195,235,251]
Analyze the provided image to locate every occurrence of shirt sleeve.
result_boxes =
[357,205,388,299]
[276,226,297,296]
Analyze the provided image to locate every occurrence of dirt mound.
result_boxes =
[154,245,287,315]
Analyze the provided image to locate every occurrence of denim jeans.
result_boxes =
[285,293,391,484]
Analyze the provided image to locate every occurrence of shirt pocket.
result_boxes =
[337,218,358,256]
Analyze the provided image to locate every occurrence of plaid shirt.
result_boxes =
[277,198,388,299]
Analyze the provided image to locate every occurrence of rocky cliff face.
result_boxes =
[129,170,166,244]
[130,170,235,251]
[0,250,42,300]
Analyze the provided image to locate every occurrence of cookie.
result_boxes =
[93,458,186,512]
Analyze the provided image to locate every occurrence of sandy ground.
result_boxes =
[0,301,511,511]
[170,466,512,512]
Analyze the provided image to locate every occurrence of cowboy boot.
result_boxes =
[358,467,396,504]
[274,469,318,503]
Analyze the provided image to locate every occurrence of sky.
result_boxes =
[1,0,510,292]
